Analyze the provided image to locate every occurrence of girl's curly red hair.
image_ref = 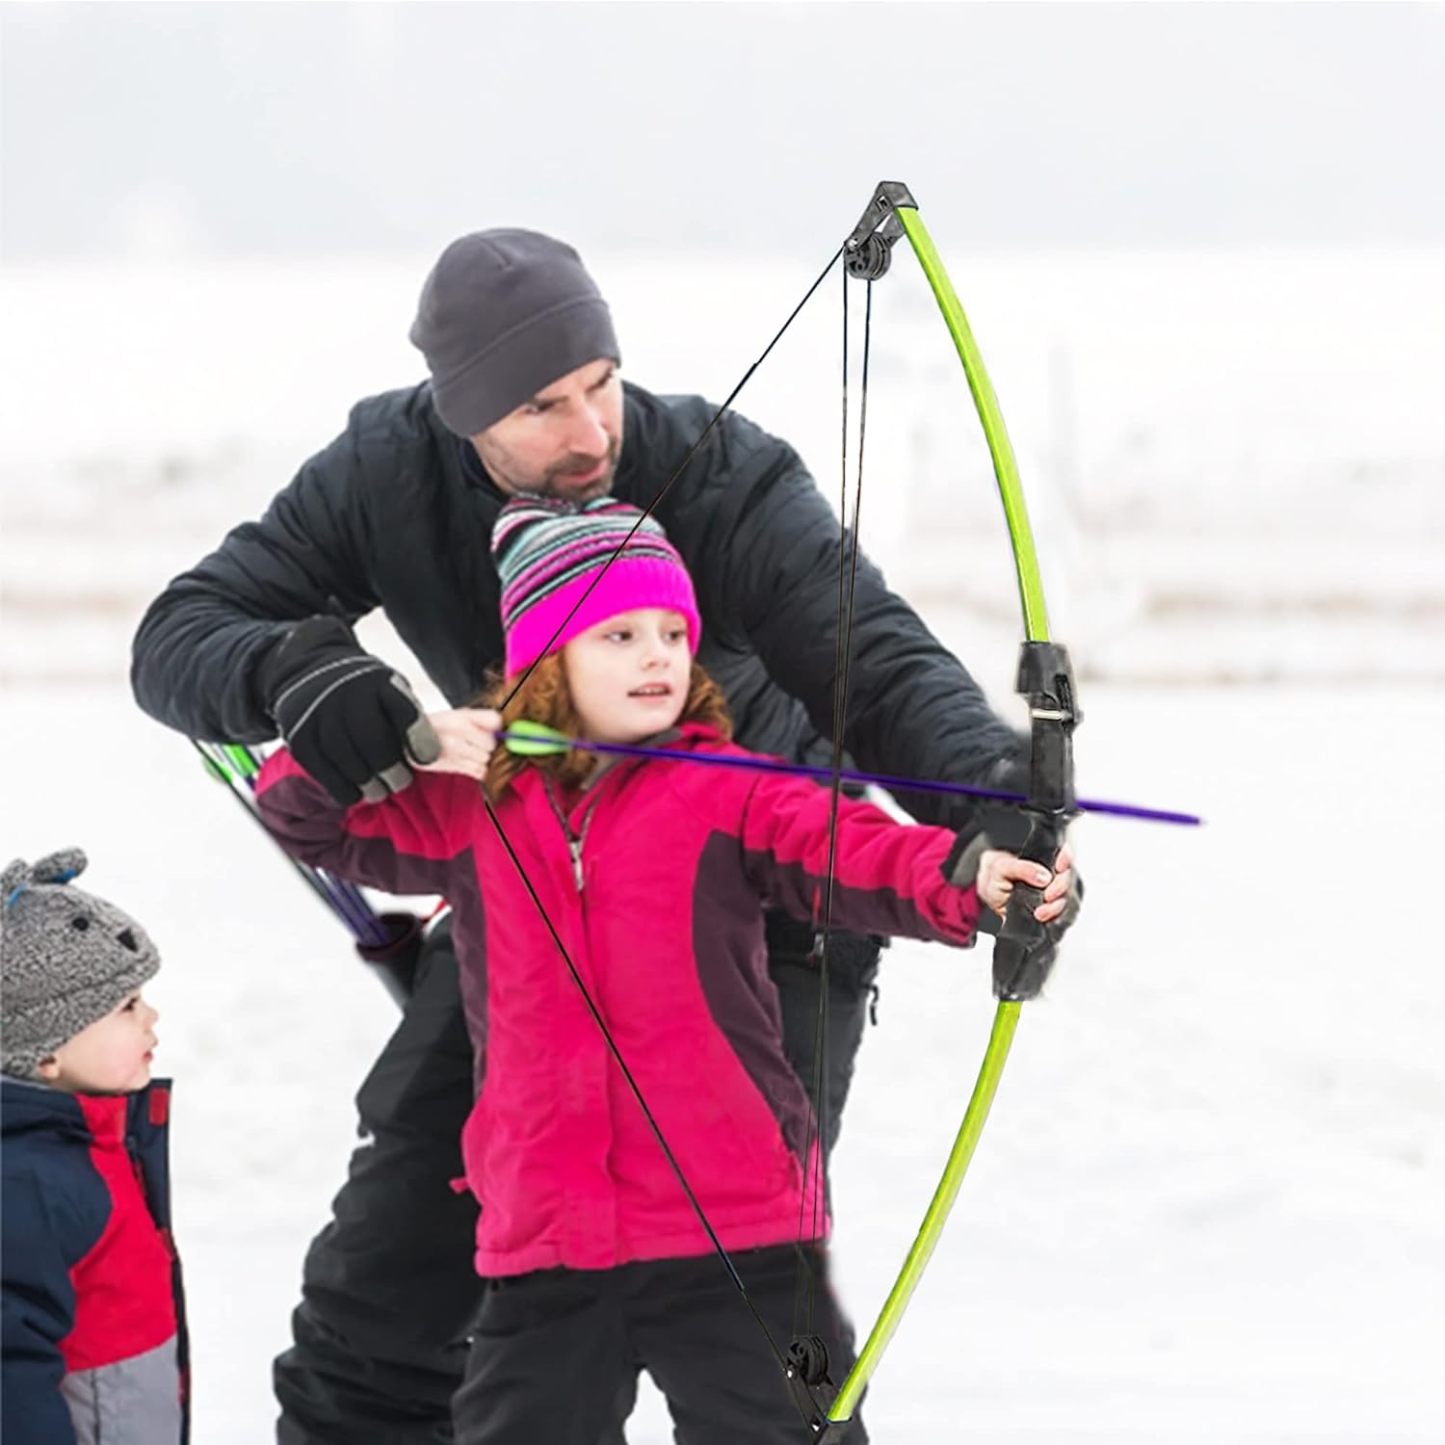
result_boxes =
[474,655,732,801]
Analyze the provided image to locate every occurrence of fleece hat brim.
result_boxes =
[409,229,621,437]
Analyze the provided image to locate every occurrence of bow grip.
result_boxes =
[992,640,1078,1001]
[991,811,1066,1001]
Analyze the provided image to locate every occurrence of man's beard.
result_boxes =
[537,436,620,502]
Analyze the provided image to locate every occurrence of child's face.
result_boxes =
[37,990,160,1095]
[562,607,691,744]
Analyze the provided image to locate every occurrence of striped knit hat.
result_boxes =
[492,498,701,676]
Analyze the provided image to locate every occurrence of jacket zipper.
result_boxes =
[544,780,596,893]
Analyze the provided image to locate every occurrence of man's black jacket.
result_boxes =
[131,380,1017,830]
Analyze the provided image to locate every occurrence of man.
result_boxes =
[132,229,1031,1443]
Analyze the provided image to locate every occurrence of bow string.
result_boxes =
[482,181,1083,1438]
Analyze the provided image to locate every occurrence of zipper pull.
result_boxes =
[569,838,584,892]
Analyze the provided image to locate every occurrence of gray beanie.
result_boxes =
[1,849,160,1080]
[409,228,620,438]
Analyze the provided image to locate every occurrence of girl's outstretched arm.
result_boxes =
[735,767,985,947]
[735,763,1077,948]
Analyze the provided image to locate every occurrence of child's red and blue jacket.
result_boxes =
[256,723,983,1278]
[1,1075,187,1445]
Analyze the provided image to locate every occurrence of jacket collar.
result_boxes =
[1,1074,173,1143]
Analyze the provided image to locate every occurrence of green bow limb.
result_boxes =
[821,185,1071,1433]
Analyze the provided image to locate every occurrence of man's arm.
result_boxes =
[710,415,1025,830]
[130,423,379,744]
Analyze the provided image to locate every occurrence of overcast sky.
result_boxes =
[4,2,1444,262]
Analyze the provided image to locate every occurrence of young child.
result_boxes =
[255,497,1076,1445]
[1,849,186,1445]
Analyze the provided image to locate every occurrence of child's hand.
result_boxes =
[417,709,502,781]
[976,842,1076,923]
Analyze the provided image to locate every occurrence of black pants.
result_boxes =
[452,1248,866,1445]
[274,917,881,1444]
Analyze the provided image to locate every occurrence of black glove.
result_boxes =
[257,616,440,806]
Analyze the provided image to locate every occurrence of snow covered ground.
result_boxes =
[3,248,1444,1439]
[3,683,1442,1442]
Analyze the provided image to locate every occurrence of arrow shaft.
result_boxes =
[496,731,1200,827]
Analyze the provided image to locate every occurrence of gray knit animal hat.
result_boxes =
[409,228,620,437]
[1,849,160,1079]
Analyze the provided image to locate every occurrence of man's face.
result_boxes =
[37,990,160,1094]
[561,607,691,744]
[471,358,623,503]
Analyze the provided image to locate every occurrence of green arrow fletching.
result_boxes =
[502,720,574,757]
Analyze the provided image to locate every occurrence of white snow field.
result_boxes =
[3,248,1444,1440]
[3,684,1441,1443]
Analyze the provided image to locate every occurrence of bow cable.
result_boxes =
[792,267,875,1373]
[478,244,853,1433]
[482,185,1080,1439]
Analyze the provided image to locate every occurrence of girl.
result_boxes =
[256,496,1075,1445]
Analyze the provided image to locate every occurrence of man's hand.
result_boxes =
[419,709,502,781]
[258,617,441,805]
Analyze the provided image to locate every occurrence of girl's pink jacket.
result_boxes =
[255,724,983,1278]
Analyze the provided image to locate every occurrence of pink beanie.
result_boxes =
[492,497,701,676]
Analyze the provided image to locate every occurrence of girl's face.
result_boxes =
[37,990,159,1095]
[561,607,691,744]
